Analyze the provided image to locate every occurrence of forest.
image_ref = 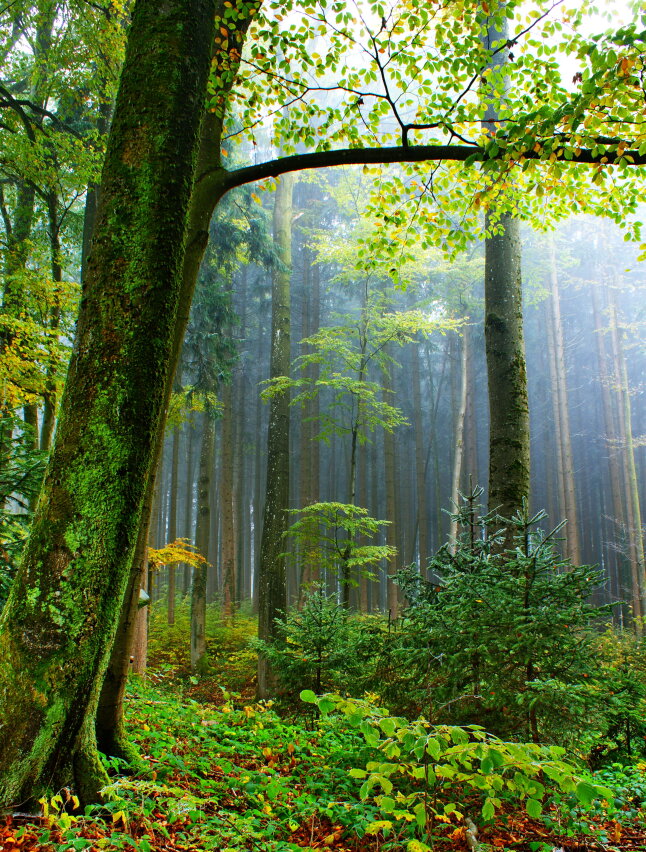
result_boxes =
[0,0,645,850]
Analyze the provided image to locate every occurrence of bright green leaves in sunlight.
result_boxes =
[300,692,614,840]
[217,0,646,253]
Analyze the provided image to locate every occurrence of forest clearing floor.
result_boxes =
[1,673,646,852]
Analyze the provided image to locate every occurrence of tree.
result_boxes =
[257,172,295,697]
[0,0,218,807]
[2,0,646,806]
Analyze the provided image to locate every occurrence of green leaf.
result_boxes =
[426,737,441,760]
[482,798,495,821]
[379,795,396,813]
[300,689,317,703]
[480,756,494,774]
[526,798,542,818]
[575,781,598,807]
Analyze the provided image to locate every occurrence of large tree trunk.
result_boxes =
[91,0,256,768]
[0,0,217,808]
[257,173,295,698]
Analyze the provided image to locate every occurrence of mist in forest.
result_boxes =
[150,176,645,622]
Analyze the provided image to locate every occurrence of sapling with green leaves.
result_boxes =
[263,282,454,604]
[301,691,613,850]
[286,502,396,603]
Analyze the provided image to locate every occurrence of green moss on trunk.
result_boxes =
[0,0,217,808]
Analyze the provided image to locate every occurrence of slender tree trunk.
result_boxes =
[382,363,398,618]
[257,173,295,697]
[183,422,196,595]
[591,280,626,614]
[411,344,429,571]
[545,298,567,524]
[220,381,236,621]
[191,411,215,672]
[611,303,645,627]
[167,424,180,625]
[450,326,469,546]
[547,237,581,563]
[0,0,218,807]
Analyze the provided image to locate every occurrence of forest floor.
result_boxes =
[1,670,646,852]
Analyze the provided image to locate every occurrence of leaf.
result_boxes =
[379,795,396,813]
[482,798,495,821]
[300,689,317,703]
[349,768,367,778]
[575,780,598,807]
[480,756,494,774]
[526,798,542,818]
[407,840,432,851]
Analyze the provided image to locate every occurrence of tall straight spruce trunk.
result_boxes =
[482,6,530,522]
[257,173,295,698]
[484,211,529,520]
[0,0,217,808]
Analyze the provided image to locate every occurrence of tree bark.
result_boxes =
[0,0,217,807]
[547,237,581,563]
[167,423,180,625]
[482,12,530,525]
[484,212,529,522]
[257,173,294,698]
[449,326,469,546]
[191,411,215,672]
[220,381,237,621]
[91,0,257,767]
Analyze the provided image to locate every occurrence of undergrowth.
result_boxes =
[3,674,646,852]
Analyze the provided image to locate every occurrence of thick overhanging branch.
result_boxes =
[218,142,646,194]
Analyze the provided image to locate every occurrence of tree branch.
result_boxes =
[219,142,646,194]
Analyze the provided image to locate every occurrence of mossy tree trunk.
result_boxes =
[0,0,217,808]
[91,0,257,768]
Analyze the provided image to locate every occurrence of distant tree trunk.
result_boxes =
[220,381,237,621]
[257,173,294,697]
[183,422,196,595]
[411,343,429,571]
[0,0,217,807]
[450,326,469,546]
[382,363,398,618]
[167,423,180,625]
[191,410,215,672]
[591,280,626,615]
[610,303,645,627]
[547,237,581,563]
[544,298,567,523]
